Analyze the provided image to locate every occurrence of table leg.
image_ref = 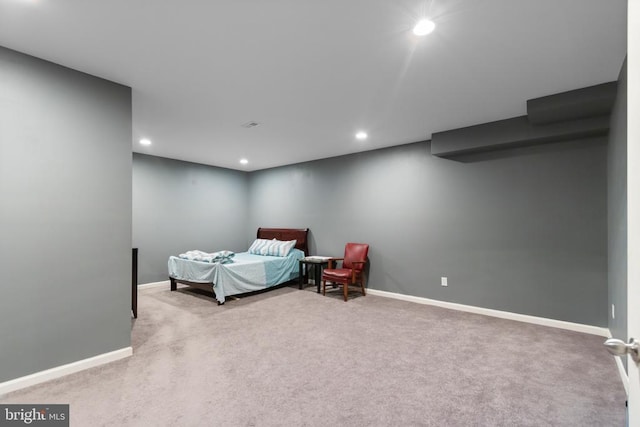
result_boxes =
[299,261,303,290]
[315,264,321,293]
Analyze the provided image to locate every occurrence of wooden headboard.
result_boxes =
[257,228,310,256]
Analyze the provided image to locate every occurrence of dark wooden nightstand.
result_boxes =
[299,257,330,293]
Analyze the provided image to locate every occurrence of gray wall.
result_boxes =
[0,47,132,382]
[248,138,608,326]
[608,60,627,354]
[133,154,248,283]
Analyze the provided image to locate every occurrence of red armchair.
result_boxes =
[321,243,369,301]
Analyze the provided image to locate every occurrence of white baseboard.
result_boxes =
[366,289,633,393]
[0,347,132,396]
[138,280,170,289]
[366,289,610,337]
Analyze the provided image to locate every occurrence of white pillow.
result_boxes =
[248,238,297,257]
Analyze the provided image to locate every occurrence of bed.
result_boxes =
[168,228,309,304]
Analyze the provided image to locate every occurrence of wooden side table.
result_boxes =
[299,257,330,293]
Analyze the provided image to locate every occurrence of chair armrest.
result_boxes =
[351,261,366,272]
[350,261,366,281]
[328,257,344,269]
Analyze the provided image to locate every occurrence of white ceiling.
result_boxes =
[0,0,627,171]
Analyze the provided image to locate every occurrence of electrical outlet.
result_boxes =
[612,304,615,319]
[441,277,448,287]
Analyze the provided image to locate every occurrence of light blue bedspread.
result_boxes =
[168,249,304,303]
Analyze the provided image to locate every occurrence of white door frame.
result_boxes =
[627,0,639,422]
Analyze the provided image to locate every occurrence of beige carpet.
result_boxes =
[1,284,627,426]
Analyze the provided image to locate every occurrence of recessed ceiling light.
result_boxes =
[413,19,436,36]
[139,138,152,146]
[240,158,249,165]
[355,132,368,140]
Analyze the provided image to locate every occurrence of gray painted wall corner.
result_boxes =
[132,154,249,284]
